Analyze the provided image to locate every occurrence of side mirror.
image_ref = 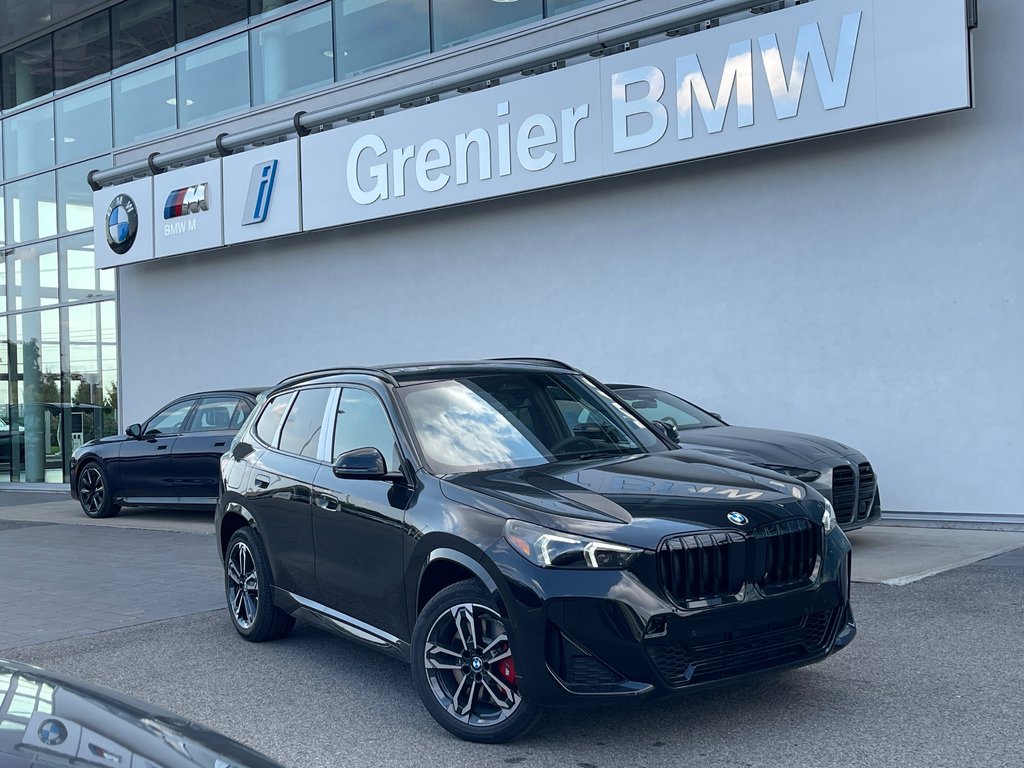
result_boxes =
[126,423,142,438]
[709,412,723,421]
[651,420,679,443]
[333,447,405,482]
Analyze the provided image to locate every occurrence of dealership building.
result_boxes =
[0,0,1017,523]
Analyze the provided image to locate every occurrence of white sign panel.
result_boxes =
[152,162,224,258]
[223,139,302,244]
[301,0,970,230]
[93,177,154,268]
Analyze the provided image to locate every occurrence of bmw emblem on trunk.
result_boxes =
[727,511,748,526]
[38,718,68,746]
[106,193,138,255]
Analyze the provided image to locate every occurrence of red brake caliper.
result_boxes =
[498,654,517,686]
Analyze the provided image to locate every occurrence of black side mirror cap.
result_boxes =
[651,420,679,443]
[333,447,389,480]
[126,423,142,438]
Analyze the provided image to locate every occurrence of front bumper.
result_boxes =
[492,531,854,707]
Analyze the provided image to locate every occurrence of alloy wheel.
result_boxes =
[79,467,105,516]
[227,541,259,630]
[423,602,522,727]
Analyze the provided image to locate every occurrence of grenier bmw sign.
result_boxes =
[93,0,971,268]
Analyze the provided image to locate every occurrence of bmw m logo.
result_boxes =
[727,511,748,526]
[105,194,138,255]
[164,183,209,219]
[38,718,68,746]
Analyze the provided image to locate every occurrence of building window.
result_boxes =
[61,233,116,304]
[177,35,250,127]
[2,104,55,179]
[53,11,112,90]
[113,60,177,146]
[335,0,429,81]
[177,0,248,43]
[113,0,176,69]
[58,159,110,235]
[252,4,334,105]
[54,84,113,165]
[1,36,54,110]
[251,0,303,18]
[546,0,606,15]
[8,244,60,311]
[431,0,543,50]
[3,173,57,245]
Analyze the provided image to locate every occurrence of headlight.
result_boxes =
[503,519,642,569]
[821,499,837,534]
[756,464,822,483]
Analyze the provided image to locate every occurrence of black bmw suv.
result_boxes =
[216,360,855,742]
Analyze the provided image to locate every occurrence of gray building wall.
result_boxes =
[118,2,1021,517]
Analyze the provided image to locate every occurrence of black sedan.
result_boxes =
[0,658,284,767]
[70,388,264,518]
[609,384,881,531]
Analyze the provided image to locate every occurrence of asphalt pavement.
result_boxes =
[0,494,1021,767]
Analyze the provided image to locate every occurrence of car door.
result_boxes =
[241,388,328,599]
[117,399,197,500]
[172,395,253,503]
[311,385,411,639]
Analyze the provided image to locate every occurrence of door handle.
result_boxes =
[157,444,168,451]
[214,441,226,447]
[315,493,340,512]
[254,474,271,489]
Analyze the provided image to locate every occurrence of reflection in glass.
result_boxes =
[58,159,110,235]
[177,0,248,43]
[335,0,430,80]
[177,35,250,127]
[55,84,113,164]
[4,173,57,245]
[252,0,303,18]
[252,4,334,105]
[113,61,177,146]
[3,104,55,179]
[62,233,116,303]
[546,0,605,15]
[431,0,542,50]
[113,0,175,69]
[0,257,5,312]
[8,244,60,311]
[67,301,120,462]
[1,36,54,110]
[8,308,63,483]
[0,188,5,248]
[54,11,112,90]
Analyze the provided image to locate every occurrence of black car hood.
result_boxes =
[443,451,819,544]
[0,659,284,768]
[672,426,862,467]
[81,434,130,449]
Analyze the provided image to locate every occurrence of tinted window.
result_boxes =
[54,11,111,90]
[616,388,722,430]
[333,388,400,469]
[146,400,195,435]
[113,0,175,69]
[254,393,293,446]
[279,388,331,458]
[2,36,54,110]
[188,396,247,432]
[177,0,247,43]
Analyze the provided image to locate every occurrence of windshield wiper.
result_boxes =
[575,449,643,461]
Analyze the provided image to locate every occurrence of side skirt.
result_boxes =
[273,587,410,662]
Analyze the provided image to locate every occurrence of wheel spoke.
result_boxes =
[425,643,463,670]
[480,633,508,659]
[227,563,243,585]
[452,605,477,652]
[242,591,256,622]
[481,673,517,710]
[453,677,477,717]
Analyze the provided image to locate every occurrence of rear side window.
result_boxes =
[188,396,247,432]
[254,393,294,446]
[278,388,331,458]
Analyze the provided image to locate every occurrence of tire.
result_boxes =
[77,462,120,519]
[411,580,542,743]
[224,527,295,642]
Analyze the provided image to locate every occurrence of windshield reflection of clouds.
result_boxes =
[404,383,546,472]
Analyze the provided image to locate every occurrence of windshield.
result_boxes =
[398,372,665,474]
[615,387,723,430]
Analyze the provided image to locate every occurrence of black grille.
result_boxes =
[647,609,837,687]
[857,463,876,521]
[657,531,746,606]
[567,655,622,687]
[756,518,818,590]
[831,465,856,525]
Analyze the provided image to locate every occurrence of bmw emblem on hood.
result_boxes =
[38,718,68,746]
[727,511,748,526]
[106,193,139,255]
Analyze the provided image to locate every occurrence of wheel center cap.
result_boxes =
[471,657,483,672]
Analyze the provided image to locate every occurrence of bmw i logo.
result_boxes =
[727,511,748,526]
[38,718,68,746]
[106,193,138,255]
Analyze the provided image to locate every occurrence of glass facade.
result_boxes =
[0,0,616,484]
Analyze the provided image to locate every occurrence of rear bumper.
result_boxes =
[493,531,854,707]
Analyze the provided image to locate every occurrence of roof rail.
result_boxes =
[276,367,399,389]
[489,357,578,371]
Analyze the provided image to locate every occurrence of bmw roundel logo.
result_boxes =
[727,511,748,526]
[106,193,139,255]
[38,718,68,746]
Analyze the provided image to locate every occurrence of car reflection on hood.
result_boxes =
[0,659,285,768]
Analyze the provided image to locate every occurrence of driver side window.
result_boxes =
[145,400,196,436]
[333,388,401,470]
